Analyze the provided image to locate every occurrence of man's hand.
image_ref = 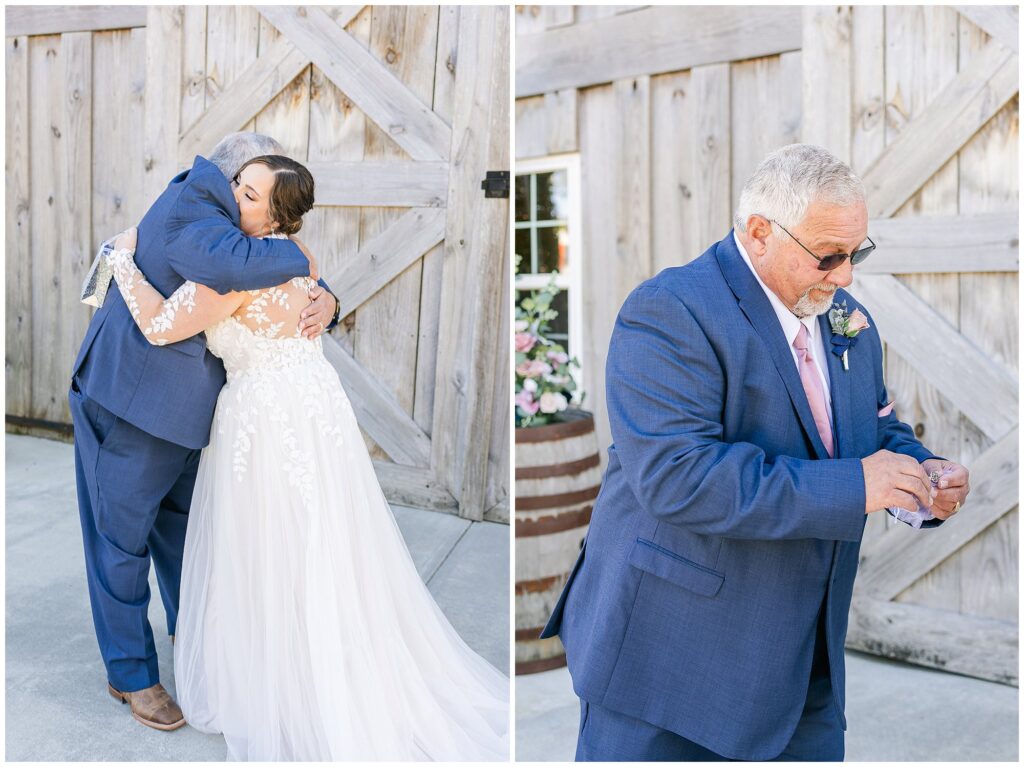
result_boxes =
[299,285,336,340]
[921,458,969,521]
[861,450,936,514]
[289,234,319,282]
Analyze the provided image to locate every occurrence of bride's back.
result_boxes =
[230,276,318,339]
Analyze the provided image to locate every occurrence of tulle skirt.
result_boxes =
[173,359,509,761]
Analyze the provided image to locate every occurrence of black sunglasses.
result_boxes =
[770,218,875,272]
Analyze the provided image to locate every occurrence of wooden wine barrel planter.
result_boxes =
[515,409,602,674]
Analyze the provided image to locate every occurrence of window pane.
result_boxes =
[515,174,530,222]
[515,229,532,274]
[536,225,569,273]
[548,290,570,353]
[535,170,568,221]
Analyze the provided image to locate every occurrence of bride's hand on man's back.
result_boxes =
[114,226,137,252]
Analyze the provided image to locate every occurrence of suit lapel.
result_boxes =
[819,311,853,459]
[715,234,830,461]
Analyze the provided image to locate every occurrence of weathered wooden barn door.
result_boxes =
[5,5,510,521]
[514,4,1018,683]
[803,5,1018,684]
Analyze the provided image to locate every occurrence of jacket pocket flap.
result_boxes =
[628,538,724,597]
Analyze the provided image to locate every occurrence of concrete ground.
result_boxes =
[516,653,1018,762]
[6,434,509,761]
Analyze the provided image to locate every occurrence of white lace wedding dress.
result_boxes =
[165,277,509,761]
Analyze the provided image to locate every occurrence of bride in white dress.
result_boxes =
[107,155,508,761]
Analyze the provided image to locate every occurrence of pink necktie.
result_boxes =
[793,324,834,458]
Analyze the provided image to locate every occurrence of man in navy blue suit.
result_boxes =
[542,144,971,761]
[69,132,340,730]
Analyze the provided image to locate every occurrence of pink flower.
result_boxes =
[516,388,539,415]
[546,350,569,364]
[515,332,537,352]
[847,308,870,335]
[539,391,568,414]
[516,359,552,378]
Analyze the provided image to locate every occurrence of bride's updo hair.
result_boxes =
[235,154,315,235]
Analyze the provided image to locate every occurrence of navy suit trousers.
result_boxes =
[70,376,199,692]
[575,602,843,762]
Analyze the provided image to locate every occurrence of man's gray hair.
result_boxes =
[207,132,285,179]
[734,144,865,232]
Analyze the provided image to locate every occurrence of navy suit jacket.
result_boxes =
[72,155,333,449]
[542,232,939,760]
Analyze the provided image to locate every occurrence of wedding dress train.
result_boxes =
[172,286,508,761]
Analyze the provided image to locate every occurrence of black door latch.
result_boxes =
[481,170,510,198]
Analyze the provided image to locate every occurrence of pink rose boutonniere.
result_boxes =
[828,301,870,371]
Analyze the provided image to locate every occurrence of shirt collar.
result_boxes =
[733,231,819,349]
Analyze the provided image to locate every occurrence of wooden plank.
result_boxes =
[413,4,459,437]
[846,596,1017,685]
[253,15,311,160]
[325,207,446,314]
[857,213,1018,274]
[92,29,144,282]
[5,35,31,416]
[954,20,1019,622]
[881,6,964,612]
[849,5,885,175]
[515,5,802,97]
[372,460,457,513]
[802,6,852,161]
[574,6,646,23]
[730,53,802,213]
[691,63,731,254]
[306,160,448,207]
[579,76,653,455]
[204,6,261,136]
[178,37,310,164]
[257,4,452,162]
[544,6,574,30]
[861,40,1018,219]
[179,7,207,138]
[856,426,1018,600]
[5,6,147,37]
[544,89,578,155]
[515,5,547,37]
[304,6,370,357]
[28,35,59,421]
[955,5,1019,53]
[514,96,546,159]
[650,70,695,271]
[355,5,439,462]
[852,273,1017,441]
[486,224,511,514]
[60,32,93,423]
[431,6,510,519]
[143,7,184,203]
[514,89,578,159]
[321,335,432,467]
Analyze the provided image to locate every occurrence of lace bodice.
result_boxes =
[206,311,324,379]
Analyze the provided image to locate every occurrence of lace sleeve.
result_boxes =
[108,246,244,346]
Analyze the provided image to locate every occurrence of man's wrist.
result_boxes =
[329,292,341,328]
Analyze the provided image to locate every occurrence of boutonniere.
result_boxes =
[828,301,870,371]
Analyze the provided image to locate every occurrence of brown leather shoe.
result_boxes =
[108,682,186,731]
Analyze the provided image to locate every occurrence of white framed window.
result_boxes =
[514,154,583,394]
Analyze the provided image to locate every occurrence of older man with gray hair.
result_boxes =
[542,144,970,761]
[69,132,338,731]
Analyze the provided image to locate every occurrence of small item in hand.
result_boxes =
[81,238,117,308]
[889,467,952,529]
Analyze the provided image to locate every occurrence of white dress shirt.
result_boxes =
[734,232,833,428]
